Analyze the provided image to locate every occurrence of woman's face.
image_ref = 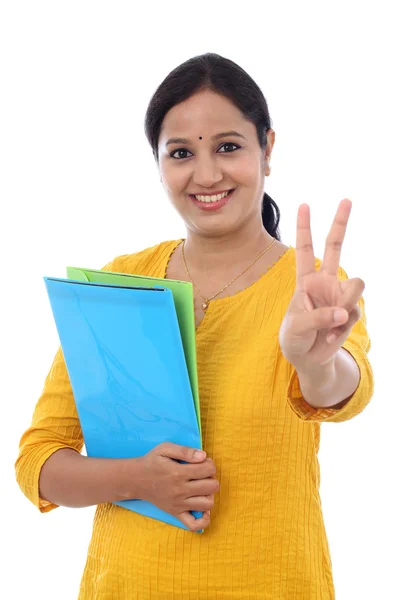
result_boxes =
[157,89,275,237]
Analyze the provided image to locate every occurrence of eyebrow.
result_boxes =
[165,130,246,146]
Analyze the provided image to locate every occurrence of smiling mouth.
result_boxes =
[190,189,234,203]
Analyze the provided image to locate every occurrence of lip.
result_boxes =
[189,188,235,211]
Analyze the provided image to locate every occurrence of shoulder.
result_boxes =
[101,239,182,276]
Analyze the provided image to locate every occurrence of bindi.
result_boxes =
[199,136,202,140]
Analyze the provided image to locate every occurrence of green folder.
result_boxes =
[66,266,202,441]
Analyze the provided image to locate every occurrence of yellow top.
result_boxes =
[15,240,374,599]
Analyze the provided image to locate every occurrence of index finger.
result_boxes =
[296,203,316,286]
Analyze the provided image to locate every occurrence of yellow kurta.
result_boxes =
[15,240,374,599]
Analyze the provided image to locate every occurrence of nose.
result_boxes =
[192,155,223,188]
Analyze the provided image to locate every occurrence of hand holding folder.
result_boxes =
[44,274,204,531]
[134,441,216,531]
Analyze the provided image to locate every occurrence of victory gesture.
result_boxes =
[279,199,365,374]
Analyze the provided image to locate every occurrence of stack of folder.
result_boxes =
[44,266,202,531]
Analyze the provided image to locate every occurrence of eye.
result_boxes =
[217,143,240,153]
[170,148,193,160]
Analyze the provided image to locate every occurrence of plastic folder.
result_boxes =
[66,266,201,439]
[43,277,202,531]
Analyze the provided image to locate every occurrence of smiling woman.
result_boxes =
[15,53,374,599]
[146,54,281,243]
[159,92,273,234]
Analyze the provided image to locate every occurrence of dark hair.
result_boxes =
[144,53,281,241]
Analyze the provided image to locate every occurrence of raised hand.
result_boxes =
[279,199,365,373]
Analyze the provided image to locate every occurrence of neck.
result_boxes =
[183,220,275,274]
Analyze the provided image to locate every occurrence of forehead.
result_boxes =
[159,90,250,140]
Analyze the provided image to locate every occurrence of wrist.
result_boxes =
[295,348,360,409]
[295,355,341,409]
[296,356,337,393]
[113,456,147,503]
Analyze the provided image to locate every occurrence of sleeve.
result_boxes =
[286,266,374,423]
[15,256,124,512]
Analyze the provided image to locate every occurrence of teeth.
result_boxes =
[194,190,231,203]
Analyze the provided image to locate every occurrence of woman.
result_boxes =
[15,53,374,598]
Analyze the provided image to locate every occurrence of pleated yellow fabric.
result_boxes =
[15,240,374,599]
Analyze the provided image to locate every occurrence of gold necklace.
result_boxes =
[181,237,277,311]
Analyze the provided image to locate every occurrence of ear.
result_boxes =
[264,129,275,176]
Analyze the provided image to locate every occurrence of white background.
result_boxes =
[1,1,399,598]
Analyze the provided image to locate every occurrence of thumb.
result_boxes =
[157,442,206,463]
[292,307,349,337]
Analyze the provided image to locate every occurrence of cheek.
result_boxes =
[229,155,262,186]
[160,162,188,195]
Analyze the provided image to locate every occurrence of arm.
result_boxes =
[39,448,142,508]
[279,199,374,423]
[296,346,360,409]
[15,348,217,530]
[15,347,85,512]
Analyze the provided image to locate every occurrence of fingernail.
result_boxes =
[194,450,206,459]
[334,309,347,323]
[326,333,337,343]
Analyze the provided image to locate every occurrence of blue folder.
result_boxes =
[43,277,202,531]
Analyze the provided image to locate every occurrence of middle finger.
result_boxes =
[184,458,217,480]
[187,477,220,496]
[321,199,352,276]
